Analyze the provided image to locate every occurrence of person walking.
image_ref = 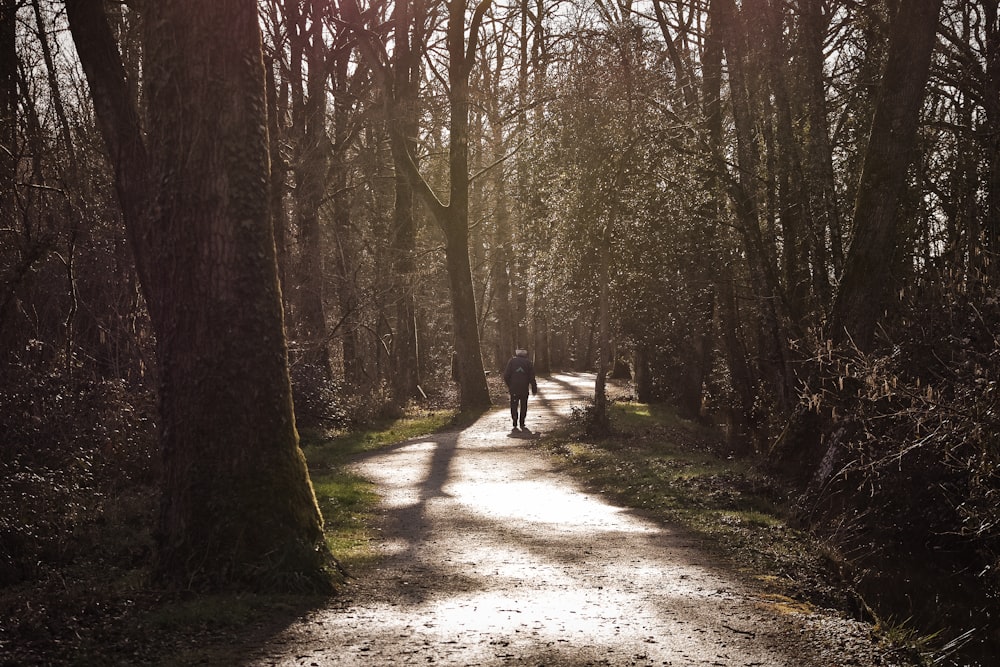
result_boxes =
[503,349,538,431]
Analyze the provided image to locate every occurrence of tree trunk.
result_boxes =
[265,56,290,305]
[391,170,421,403]
[592,224,612,434]
[442,205,491,408]
[798,0,841,294]
[345,0,491,410]
[704,0,753,444]
[679,291,714,423]
[291,0,333,389]
[492,187,516,369]
[761,0,811,323]
[0,0,16,275]
[772,0,943,479]
[831,0,943,351]
[384,0,423,406]
[634,343,652,403]
[717,263,756,451]
[68,0,329,592]
[329,45,367,387]
[390,99,421,404]
[532,287,551,374]
[716,0,794,411]
[440,0,492,409]
[982,1,1000,282]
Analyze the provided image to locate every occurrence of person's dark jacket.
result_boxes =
[503,355,537,397]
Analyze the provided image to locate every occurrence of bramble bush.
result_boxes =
[793,276,999,653]
[0,363,157,586]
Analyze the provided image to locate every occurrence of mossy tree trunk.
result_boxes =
[68,0,329,592]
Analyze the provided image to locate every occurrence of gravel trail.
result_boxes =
[247,373,903,667]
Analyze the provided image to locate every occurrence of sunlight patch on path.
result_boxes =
[448,479,651,531]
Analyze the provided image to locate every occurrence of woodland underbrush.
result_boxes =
[0,366,158,589]
[788,283,1000,666]
[0,364,161,664]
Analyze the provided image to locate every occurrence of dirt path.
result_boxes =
[247,373,901,666]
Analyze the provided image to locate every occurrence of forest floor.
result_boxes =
[236,372,918,667]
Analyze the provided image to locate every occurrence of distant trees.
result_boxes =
[1,1,14,246]
[346,0,494,410]
[286,0,336,408]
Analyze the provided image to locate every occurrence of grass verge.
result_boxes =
[300,408,457,574]
[127,408,459,666]
[0,405,457,667]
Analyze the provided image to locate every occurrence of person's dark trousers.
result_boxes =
[510,394,528,427]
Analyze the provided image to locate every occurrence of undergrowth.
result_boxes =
[0,377,454,667]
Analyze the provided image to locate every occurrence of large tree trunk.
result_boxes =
[440,0,491,409]
[442,205,491,409]
[831,0,943,351]
[67,0,329,592]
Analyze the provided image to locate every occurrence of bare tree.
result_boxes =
[288,0,335,393]
[346,0,492,410]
